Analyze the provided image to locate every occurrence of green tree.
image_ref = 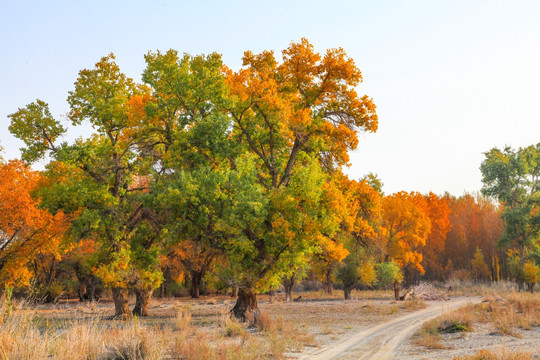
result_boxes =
[140,50,238,301]
[376,260,403,298]
[481,144,539,289]
[9,55,163,318]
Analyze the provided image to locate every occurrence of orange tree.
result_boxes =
[419,193,451,281]
[379,192,431,299]
[223,38,378,318]
[0,159,68,289]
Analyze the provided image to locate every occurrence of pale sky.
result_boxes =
[1,0,539,195]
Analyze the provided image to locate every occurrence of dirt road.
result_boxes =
[300,298,479,360]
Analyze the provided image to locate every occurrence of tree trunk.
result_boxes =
[344,284,353,300]
[88,279,98,301]
[230,286,238,298]
[133,287,153,316]
[527,283,535,293]
[283,274,296,301]
[394,282,401,301]
[190,271,203,298]
[325,267,333,295]
[230,288,258,322]
[79,282,87,302]
[112,287,131,319]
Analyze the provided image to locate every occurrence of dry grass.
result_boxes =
[466,292,540,336]
[453,349,534,360]
[445,280,518,297]
[414,308,473,349]
[400,298,427,311]
[414,291,540,352]
[0,297,316,360]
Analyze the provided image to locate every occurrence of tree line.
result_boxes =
[1,39,538,319]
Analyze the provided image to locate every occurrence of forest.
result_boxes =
[1,39,539,323]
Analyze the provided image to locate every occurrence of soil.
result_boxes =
[20,292,540,359]
[296,298,479,360]
[398,322,540,359]
[295,296,540,360]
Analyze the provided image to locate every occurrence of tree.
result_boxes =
[421,193,451,281]
[380,192,431,299]
[376,261,403,299]
[0,160,68,288]
[470,248,490,282]
[9,55,163,318]
[481,144,539,287]
[441,194,505,281]
[337,250,376,300]
[334,176,382,300]
[141,50,236,303]
[223,38,378,319]
[507,249,540,292]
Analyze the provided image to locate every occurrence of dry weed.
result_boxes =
[453,349,534,360]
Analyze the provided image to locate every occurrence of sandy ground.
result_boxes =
[398,322,540,359]
[296,298,479,360]
[20,292,540,359]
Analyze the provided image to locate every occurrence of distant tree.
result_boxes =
[470,248,490,282]
[421,193,451,281]
[481,144,539,287]
[380,192,431,299]
[442,194,505,281]
[376,261,403,299]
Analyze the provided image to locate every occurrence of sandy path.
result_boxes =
[299,298,480,360]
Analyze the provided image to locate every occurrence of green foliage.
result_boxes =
[361,172,384,194]
[7,41,379,313]
[481,144,539,249]
[376,261,403,287]
[8,100,66,163]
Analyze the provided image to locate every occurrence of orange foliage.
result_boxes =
[226,38,378,176]
[442,194,504,280]
[340,176,381,244]
[0,160,68,286]
[421,193,452,280]
[380,192,431,274]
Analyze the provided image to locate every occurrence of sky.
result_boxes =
[1,0,539,195]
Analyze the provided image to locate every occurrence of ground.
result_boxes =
[1,286,539,359]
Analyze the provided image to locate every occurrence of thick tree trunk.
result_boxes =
[230,286,238,298]
[344,284,353,300]
[394,282,401,301]
[190,271,203,298]
[133,287,153,316]
[112,287,131,319]
[230,288,258,322]
[283,274,296,302]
